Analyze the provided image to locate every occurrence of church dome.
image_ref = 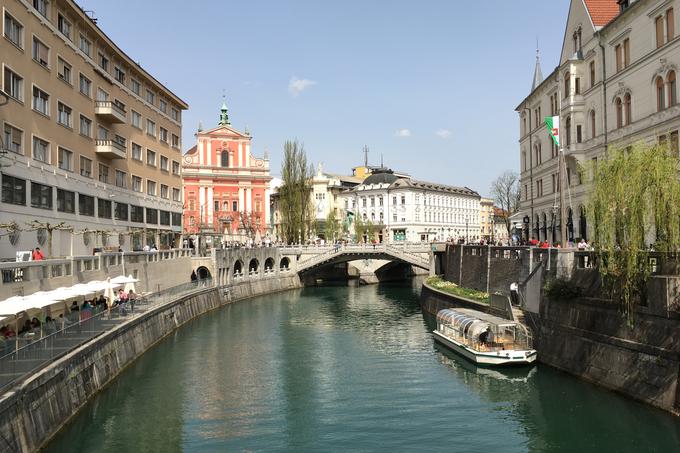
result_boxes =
[362,170,399,185]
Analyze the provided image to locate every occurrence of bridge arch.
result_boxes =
[280,257,290,270]
[249,258,259,273]
[234,260,243,276]
[196,266,211,280]
[264,257,275,271]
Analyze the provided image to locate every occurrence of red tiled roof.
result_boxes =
[584,0,620,27]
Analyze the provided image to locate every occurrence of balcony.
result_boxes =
[94,100,126,123]
[96,137,127,159]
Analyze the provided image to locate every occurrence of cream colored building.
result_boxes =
[1,0,187,257]
[479,197,494,240]
[517,0,680,243]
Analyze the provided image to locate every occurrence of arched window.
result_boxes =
[668,71,677,107]
[590,110,596,139]
[656,76,665,111]
[564,72,571,97]
[221,151,229,167]
[616,97,623,128]
[624,93,632,125]
[565,116,572,146]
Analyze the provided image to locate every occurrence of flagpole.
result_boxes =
[558,71,568,247]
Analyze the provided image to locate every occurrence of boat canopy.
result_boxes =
[437,309,490,339]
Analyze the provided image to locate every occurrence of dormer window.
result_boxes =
[618,0,629,13]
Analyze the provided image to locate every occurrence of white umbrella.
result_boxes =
[111,275,138,285]
[123,275,138,294]
[104,278,116,308]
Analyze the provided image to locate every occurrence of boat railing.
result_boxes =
[439,324,533,352]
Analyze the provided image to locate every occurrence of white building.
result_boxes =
[340,169,481,243]
[517,0,680,243]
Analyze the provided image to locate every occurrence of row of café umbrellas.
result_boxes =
[0,275,139,318]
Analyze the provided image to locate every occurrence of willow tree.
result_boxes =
[588,142,680,320]
[325,209,340,242]
[279,140,313,243]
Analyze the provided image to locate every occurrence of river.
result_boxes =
[45,280,680,452]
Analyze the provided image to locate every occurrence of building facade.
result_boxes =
[1,0,187,258]
[340,169,481,243]
[517,0,680,243]
[479,197,494,240]
[182,102,271,246]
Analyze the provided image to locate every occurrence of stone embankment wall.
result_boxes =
[537,295,680,415]
[0,275,302,453]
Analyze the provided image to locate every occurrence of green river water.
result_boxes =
[45,281,680,452]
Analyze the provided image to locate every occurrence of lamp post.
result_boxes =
[465,216,469,244]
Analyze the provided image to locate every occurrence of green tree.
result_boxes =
[588,142,680,320]
[325,209,340,242]
[279,140,314,243]
[490,170,520,237]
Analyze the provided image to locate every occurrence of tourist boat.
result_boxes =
[432,308,536,366]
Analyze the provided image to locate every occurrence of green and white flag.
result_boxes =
[545,116,559,147]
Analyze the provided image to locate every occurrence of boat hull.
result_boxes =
[432,330,536,366]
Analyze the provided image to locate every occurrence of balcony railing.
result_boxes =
[95,138,127,159]
[94,100,126,123]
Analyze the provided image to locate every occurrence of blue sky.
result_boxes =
[82,0,570,197]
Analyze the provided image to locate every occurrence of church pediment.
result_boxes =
[199,124,250,139]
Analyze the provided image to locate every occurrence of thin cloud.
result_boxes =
[288,77,316,97]
[436,129,452,139]
[396,129,411,137]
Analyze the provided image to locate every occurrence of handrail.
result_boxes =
[95,100,126,115]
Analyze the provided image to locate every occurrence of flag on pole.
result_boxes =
[545,116,560,147]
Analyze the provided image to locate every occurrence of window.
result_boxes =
[590,110,596,139]
[146,89,155,104]
[160,127,168,143]
[114,202,128,221]
[590,61,595,88]
[160,155,169,171]
[96,87,108,102]
[171,108,179,121]
[33,0,48,18]
[161,185,169,199]
[130,205,144,222]
[132,176,142,192]
[79,35,91,56]
[80,156,92,178]
[57,189,75,213]
[147,180,156,196]
[657,15,665,48]
[221,151,229,167]
[147,149,156,166]
[3,67,23,101]
[32,136,49,162]
[668,71,677,107]
[58,147,72,171]
[159,99,167,113]
[172,188,181,201]
[657,76,665,111]
[172,160,180,175]
[564,72,570,96]
[32,36,49,67]
[131,78,140,95]
[623,38,630,67]
[115,170,126,188]
[615,44,622,72]
[3,124,22,154]
[172,134,179,148]
[172,212,181,226]
[1,174,26,205]
[98,163,109,183]
[146,119,156,136]
[616,97,623,128]
[57,102,72,127]
[32,86,49,115]
[56,57,72,84]
[114,66,125,84]
[668,8,675,42]
[232,201,238,212]
[79,115,91,137]
[97,125,108,140]
[146,208,158,224]
[575,77,580,95]
[79,74,91,97]
[31,182,52,209]
[4,12,23,48]
[57,14,71,40]
[576,125,582,143]
[401,195,406,205]
[98,52,109,72]
[79,194,94,216]
[624,93,632,125]
[98,198,112,219]
[566,116,572,146]
[131,110,141,128]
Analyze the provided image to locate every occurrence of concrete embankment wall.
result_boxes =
[537,297,680,415]
[420,282,491,316]
[0,275,302,453]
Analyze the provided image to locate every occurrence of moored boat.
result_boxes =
[432,308,536,366]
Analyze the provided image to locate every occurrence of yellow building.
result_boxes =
[1,0,187,257]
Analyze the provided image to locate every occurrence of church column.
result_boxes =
[206,140,212,166]
[246,188,252,213]
[198,139,204,165]
[238,187,245,213]
[207,186,214,227]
